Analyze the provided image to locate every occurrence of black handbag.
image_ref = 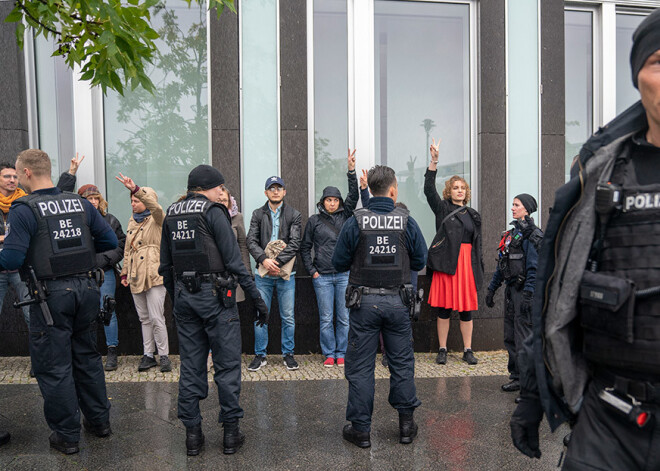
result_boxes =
[426,206,464,272]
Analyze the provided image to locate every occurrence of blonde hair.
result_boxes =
[442,175,471,204]
[87,193,109,216]
[16,149,51,177]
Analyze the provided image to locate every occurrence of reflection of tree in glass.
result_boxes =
[107,2,207,170]
[314,131,345,203]
[421,118,436,167]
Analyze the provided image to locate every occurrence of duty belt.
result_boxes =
[594,369,660,405]
[359,287,400,296]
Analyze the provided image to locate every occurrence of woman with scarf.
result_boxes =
[77,184,126,371]
[116,173,171,373]
[218,186,252,301]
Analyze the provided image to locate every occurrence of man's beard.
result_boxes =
[268,196,283,205]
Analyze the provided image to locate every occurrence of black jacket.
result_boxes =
[424,169,484,292]
[97,212,126,271]
[300,171,359,275]
[247,202,302,268]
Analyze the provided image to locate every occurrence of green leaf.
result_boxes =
[4,7,24,23]
[14,23,25,49]
[110,71,123,95]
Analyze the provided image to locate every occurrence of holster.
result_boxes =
[214,274,238,308]
[345,285,362,309]
[98,295,116,326]
[181,271,202,294]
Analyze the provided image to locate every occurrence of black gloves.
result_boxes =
[510,395,544,459]
[254,297,269,327]
[519,215,537,239]
[485,290,495,308]
[520,290,533,315]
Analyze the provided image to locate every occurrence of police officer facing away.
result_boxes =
[510,10,660,469]
[332,165,427,448]
[159,165,269,456]
[486,194,541,395]
[0,149,118,454]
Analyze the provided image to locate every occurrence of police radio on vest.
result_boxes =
[37,199,84,216]
[361,215,404,230]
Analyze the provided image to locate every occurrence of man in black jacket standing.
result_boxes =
[246,176,302,371]
[301,150,359,367]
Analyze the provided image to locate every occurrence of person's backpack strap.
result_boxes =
[319,215,341,236]
[439,206,465,228]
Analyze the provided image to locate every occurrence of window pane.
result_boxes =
[104,0,209,227]
[616,13,645,114]
[564,10,593,181]
[313,0,348,205]
[374,1,470,243]
[241,0,279,223]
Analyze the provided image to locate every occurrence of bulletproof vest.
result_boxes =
[17,192,96,279]
[582,151,660,373]
[348,207,411,288]
[164,197,226,275]
[497,229,526,281]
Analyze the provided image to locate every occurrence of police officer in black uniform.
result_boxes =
[332,165,427,448]
[510,10,660,469]
[159,165,269,456]
[485,194,541,395]
[0,149,118,454]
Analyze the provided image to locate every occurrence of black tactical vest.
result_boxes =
[582,151,660,374]
[498,229,526,281]
[348,207,411,288]
[164,196,226,275]
[16,192,96,279]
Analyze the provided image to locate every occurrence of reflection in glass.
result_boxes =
[104,0,209,227]
[313,0,348,205]
[374,1,470,243]
[564,10,593,181]
[616,13,646,115]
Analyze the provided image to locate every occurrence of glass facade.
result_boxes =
[103,0,209,227]
[616,13,646,115]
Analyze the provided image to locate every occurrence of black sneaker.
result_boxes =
[247,355,267,372]
[137,355,158,372]
[49,432,79,455]
[83,417,112,438]
[283,354,299,370]
[105,347,118,371]
[463,349,478,365]
[342,424,371,448]
[381,353,388,368]
[160,355,172,372]
[435,348,447,365]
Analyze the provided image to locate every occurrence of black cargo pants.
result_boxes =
[174,280,243,428]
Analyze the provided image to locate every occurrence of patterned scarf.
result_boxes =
[229,196,239,217]
[0,188,27,214]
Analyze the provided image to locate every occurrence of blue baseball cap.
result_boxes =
[265,176,285,190]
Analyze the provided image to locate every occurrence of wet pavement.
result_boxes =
[0,374,568,470]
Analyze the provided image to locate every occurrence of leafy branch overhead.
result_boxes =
[4,0,235,95]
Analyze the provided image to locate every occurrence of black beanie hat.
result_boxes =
[515,193,537,215]
[187,165,225,190]
[630,8,660,89]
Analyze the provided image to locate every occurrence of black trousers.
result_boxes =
[563,380,660,470]
[29,276,110,442]
[345,293,420,432]
[174,281,243,428]
[504,284,532,381]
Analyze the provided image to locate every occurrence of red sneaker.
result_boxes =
[336,358,345,366]
[323,357,335,367]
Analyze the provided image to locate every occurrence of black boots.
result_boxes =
[105,347,118,371]
[501,379,521,392]
[223,421,245,455]
[49,432,79,455]
[399,414,418,445]
[186,424,205,456]
[83,417,112,437]
[342,424,371,448]
[0,430,9,447]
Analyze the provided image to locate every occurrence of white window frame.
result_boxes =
[307,0,479,215]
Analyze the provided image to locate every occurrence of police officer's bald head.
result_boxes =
[16,149,51,177]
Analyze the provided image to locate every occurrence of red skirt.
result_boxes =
[427,243,478,312]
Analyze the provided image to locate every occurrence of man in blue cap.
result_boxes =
[246,176,302,371]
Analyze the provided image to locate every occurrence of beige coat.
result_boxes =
[121,187,164,294]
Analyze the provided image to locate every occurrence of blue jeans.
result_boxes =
[254,274,295,356]
[0,271,30,324]
[99,269,118,347]
[312,272,349,359]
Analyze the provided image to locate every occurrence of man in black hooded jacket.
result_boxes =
[300,150,359,366]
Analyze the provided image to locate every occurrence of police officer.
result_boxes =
[332,165,427,448]
[0,149,118,454]
[485,194,541,395]
[159,165,269,456]
[510,10,660,469]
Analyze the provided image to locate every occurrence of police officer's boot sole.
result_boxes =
[342,424,371,448]
[223,430,245,455]
[83,418,112,438]
[49,432,79,455]
[186,427,205,456]
[399,416,418,445]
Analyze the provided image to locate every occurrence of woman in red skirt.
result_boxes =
[424,139,484,365]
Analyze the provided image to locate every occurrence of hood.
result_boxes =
[317,186,344,215]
